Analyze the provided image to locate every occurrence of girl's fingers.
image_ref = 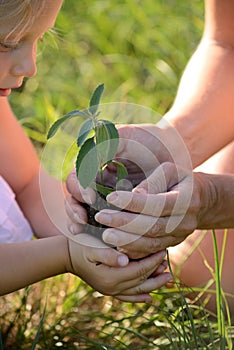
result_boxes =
[66,169,96,204]
[118,272,172,296]
[72,233,129,267]
[106,250,168,291]
[88,249,167,294]
[115,272,172,302]
[65,196,88,224]
[70,234,170,296]
[151,260,168,276]
[115,294,152,303]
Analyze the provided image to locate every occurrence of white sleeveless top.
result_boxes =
[0,176,33,243]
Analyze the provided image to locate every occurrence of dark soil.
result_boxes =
[83,192,120,243]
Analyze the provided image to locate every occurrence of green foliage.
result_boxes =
[9,0,204,132]
[1,277,233,349]
[47,84,128,194]
[46,109,87,139]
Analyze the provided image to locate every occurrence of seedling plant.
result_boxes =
[47,83,128,235]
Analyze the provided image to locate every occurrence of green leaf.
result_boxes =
[94,183,114,196]
[76,137,99,188]
[112,160,128,183]
[77,119,94,147]
[99,119,119,162]
[95,121,109,164]
[47,110,86,139]
[89,83,104,115]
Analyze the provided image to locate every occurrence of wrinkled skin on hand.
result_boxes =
[96,162,206,259]
[65,124,193,260]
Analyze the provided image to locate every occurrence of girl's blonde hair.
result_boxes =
[0,0,45,42]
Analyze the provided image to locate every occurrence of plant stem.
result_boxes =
[99,167,104,186]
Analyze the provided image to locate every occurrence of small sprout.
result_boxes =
[47,84,128,196]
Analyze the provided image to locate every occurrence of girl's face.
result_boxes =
[0,0,63,97]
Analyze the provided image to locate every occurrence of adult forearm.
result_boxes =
[197,172,234,229]
[0,235,69,295]
[164,40,234,168]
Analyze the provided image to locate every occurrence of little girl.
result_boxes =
[0,0,171,300]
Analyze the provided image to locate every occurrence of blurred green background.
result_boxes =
[9,0,204,145]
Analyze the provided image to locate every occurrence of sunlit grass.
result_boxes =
[1,272,233,349]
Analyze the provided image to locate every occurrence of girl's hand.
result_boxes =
[65,169,96,233]
[95,162,205,259]
[67,234,171,302]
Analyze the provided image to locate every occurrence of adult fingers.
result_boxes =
[96,209,191,237]
[107,191,178,217]
[105,162,193,223]
[134,162,190,194]
[103,228,183,257]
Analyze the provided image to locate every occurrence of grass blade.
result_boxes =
[31,303,47,350]
[211,229,226,348]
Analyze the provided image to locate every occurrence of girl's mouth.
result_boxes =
[0,88,11,97]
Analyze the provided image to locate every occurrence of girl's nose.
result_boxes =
[10,44,37,78]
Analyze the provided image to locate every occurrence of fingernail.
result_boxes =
[83,192,94,204]
[157,261,168,273]
[95,212,111,225]
[69,224,78,235]
[118,254,129,267]
[158,250,167,260]
[74,212,86,224]
[103,230,116,244]
[106,192,118,204]
[165,273,173,282]
[132,187,147,194]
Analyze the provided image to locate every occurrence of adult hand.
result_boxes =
[67,234,171,302]
[95,162,206,259]
[65,123,191,231]
[101,123,192,189]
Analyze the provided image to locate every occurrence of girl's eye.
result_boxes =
[0,42,18,52]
